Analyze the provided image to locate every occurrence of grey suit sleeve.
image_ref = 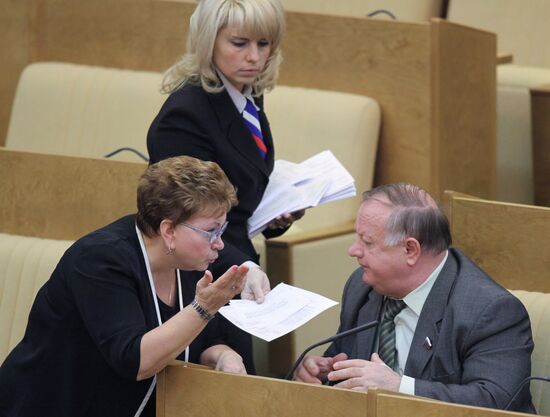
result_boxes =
[415,293,534,412]
[324,270,362,358]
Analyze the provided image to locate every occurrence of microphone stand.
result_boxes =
[504,376,550,411]
[284,320,378,381]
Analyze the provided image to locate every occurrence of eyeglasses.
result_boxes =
[180,221,228,244]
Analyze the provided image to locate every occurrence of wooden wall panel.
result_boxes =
[448,196,550,292]
[0,149,146,240]
[0,0,32,146]
[281,14,433,190]
[531,85,550,207]
[0,0,496,200]
[432,19,496,198]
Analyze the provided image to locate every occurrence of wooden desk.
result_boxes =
[157,362,536,417]
[531,83,550,207]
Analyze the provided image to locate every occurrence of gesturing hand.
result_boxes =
[195,264,248,313]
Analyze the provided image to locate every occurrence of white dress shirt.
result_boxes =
[216,69,259,113]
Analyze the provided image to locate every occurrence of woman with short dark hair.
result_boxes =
[0,156,248,417]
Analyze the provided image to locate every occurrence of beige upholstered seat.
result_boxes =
[5,62,165,162]
[509,290,550,415]
[0,233,73,363]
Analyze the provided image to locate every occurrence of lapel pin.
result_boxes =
[423,336,433,350]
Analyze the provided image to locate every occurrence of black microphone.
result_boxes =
[284,320,379,381]
[503,375,550,411]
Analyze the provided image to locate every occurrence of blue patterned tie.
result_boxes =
[242,98,267,159]
[378,298,407,370]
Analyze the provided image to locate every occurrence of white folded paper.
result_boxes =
[218,283,338,342]
[247,150,356,238]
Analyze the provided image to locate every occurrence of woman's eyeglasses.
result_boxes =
[180,221,228,244]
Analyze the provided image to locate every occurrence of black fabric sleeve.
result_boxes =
[147,103,215,164]
[67,242,147,381]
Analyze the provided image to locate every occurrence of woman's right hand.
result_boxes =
[194,265,248,313]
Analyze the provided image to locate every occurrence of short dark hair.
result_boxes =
[362,183,451,254]
[136,156,237,237]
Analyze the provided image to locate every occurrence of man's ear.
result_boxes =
[404,237,421,266]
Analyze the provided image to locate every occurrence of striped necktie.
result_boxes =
[378,298,407,370]
[242,98,267,159]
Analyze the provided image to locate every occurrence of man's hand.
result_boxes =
[329,353,402,392]
[294,353,348,384]
[240,266,270,303]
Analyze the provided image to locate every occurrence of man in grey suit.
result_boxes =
[294,183,535,413]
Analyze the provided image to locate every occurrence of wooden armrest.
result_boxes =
[496,52,513,65]
[266,222,355,248]
[531,83,550,95]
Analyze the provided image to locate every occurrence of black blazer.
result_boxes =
[0,216,232,417]
[148,83,285,277]
[325,248,535,413]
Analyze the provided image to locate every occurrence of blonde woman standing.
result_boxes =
[147,0,304,373]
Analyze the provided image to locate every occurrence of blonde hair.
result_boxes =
[136,156,237,237]
[161,0,285,96]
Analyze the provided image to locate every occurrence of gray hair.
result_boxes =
[161,0,285,96]
[362,183,451,254]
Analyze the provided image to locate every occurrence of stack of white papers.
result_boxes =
[247,150,356,237]
[218,283,338,342]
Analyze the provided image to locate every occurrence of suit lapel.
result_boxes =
[209,90,270,176]
[354,288,383,360]
[404,253,458,377]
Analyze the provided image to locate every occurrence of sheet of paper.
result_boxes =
[301,150,355,198]
[218,283,338,342]
[247,150,356,237]
[247,177,330,237]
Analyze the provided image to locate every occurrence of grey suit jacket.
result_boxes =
[325,248,535,413]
